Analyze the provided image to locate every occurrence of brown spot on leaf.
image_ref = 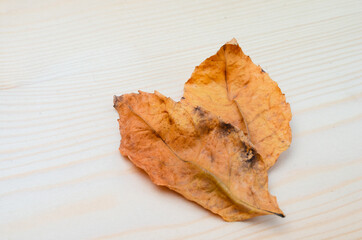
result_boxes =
[218,122,236,136]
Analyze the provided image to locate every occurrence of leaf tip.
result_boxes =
[264,209,285,218]
[227,38,238,45]
[113,95,117,107]
[113,95,122,108]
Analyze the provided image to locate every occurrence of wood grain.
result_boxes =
[1,0,361,239]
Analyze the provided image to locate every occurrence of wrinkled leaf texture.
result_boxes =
[114,39,291,221]
[114,91,284,221]
[182,39,292,169]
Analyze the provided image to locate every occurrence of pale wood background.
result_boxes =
[1,0,362,239]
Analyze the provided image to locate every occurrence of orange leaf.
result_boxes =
[182,39,292,169]
[114,91,284,221]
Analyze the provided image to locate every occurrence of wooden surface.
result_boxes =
[1,0,362,239]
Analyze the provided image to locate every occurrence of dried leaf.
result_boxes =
[114,91,284,221]
[182,39,292,169]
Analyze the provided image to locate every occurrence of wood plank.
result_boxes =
[1,0,361,239]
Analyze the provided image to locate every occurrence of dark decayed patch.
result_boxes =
[218,122,236,136]
[197,119,212,135]
[243,149,258,168]
[168,117,174,125]
[245,153,255,162]
[193,106,214,135]
[193,106,205,117]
